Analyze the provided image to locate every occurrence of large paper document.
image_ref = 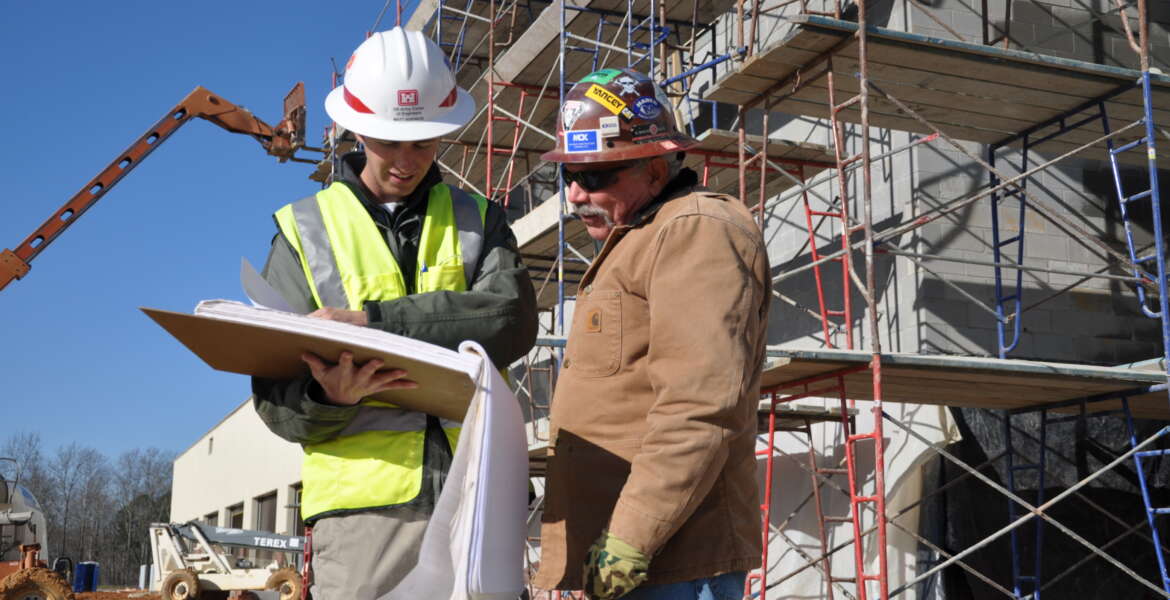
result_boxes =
[142,300,481,422]
[146,300,529,597]
[384,341,528,600]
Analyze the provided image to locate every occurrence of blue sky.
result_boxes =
[0,2,420,459]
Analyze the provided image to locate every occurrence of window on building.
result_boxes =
[203,511,218,527]
[254,491,277,533]
[287,483,305,537]
[227,503,244,529]
[208,436,214,455]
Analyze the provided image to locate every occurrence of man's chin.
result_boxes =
[584,223,613,240]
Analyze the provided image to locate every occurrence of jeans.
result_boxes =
[620,571,747,600]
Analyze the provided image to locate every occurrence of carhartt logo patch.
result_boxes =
[586,309,602,333]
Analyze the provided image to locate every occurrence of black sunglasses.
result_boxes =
[562,161,645,192]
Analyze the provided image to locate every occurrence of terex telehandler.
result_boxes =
[148,522,304,600]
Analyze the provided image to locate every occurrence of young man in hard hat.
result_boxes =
[251,27,537,600]
[532,68,769,600]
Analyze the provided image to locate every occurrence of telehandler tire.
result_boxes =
[161,568,201,600]
[0,567,74,600]
[265,567,302,600]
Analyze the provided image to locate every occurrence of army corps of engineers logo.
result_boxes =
[393,89,424,120]
[398,89,419,106]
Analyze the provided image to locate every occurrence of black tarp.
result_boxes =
[916,407,1170,599]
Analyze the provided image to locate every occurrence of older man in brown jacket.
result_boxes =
[533,68,769,600]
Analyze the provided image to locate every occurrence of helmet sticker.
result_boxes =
[579,68,623,85]
[614,75,640,96]
[631,123,661,139]
[561,100,586,129]
[585,84,628,116]
[565,130,602,153]
[621,107,635,120]
[599,116,620,138]
[633,97,662,120]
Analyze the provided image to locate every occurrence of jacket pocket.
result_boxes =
[565,290,622,378]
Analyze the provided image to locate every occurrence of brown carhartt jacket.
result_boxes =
[534,175,769,589]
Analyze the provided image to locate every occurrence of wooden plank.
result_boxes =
[738,32,1170,127]
[708,17,1170,162]
[758,349,1169,418]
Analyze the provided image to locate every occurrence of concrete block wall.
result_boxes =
[902,0,1168,364]
[688,0,1167,364]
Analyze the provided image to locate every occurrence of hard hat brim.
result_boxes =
[324,86,476,142]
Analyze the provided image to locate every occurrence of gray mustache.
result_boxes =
[571,204,611,220]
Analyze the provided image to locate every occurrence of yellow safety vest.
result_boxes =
[274,180,487,521]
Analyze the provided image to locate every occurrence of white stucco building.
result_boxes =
[170,399,304,537]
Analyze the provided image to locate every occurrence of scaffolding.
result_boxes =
[327,0,1170,598]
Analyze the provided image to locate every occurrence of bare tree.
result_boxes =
[0,431,49,497]
[2,433,175,585]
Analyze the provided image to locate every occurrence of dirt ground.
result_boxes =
[76,591,159,600]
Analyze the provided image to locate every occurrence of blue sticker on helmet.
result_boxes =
[565,129,602,153]
[633,97,662,120]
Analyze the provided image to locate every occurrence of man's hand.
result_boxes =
[582,531,650,600]
[302,351,417,406]
[308,307,369,326]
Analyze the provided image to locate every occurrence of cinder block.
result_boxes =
[1011,1,1054,26]
[1021,307,1053,333]
[1038,332,1071,360]
[1033,30,1077,56]
[967,302,1001,330]
[1131,319,1165,344]
[1025,233,1071,260]
[1114,340,1162,365]
[950,11,987,38]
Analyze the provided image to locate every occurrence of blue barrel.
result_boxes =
[86,562,100,592]
[71,562,99,592]
[72,563,91,593]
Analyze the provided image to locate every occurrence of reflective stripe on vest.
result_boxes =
[275,181,489,310]
[273,181,487,521]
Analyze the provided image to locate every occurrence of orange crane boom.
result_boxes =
[0,83,313,292]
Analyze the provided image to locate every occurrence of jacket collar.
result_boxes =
[627,167,700,227]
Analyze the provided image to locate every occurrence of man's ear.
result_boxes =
[647,156,669,190]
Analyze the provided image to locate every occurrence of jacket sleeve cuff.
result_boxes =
[606,499,675,557]
[301,378,359,420]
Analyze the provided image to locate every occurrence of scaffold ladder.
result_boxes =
[1107,69,1170,595]
[1004,408,1049,599]
[435,0,476,72]
[988,140,1030,359]
[1122,396,1170,594]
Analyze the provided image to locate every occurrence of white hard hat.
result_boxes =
[325,27,475,141]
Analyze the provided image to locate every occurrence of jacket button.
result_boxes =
[563,358,571,368]
[583,284,592,294]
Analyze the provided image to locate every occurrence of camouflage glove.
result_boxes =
[582,531,650,600]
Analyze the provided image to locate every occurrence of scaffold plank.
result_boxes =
[528,402,850,476]
[686,128,835,202]
[707,16,1170,168]
[760,347,1170,419]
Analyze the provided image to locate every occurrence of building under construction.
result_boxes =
[306,0,1170,598]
